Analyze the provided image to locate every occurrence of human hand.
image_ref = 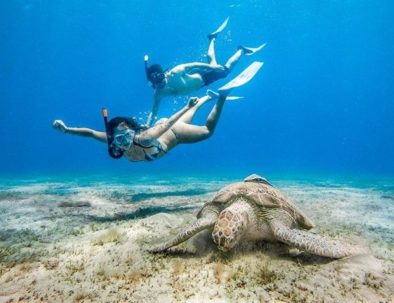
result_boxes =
[52,120,68,133]
[187,97,199,108]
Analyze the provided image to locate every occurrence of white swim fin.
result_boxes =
[218,61,264,95]
[208,17,230,40]
[226,96,244,101]
[238,43,266,56]
[206,89,244,101]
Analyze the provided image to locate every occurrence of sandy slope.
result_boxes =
[0,211,393,303]
[0,179,393,302]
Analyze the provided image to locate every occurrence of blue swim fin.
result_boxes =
[208,17,230,40]
[218,61,264,95]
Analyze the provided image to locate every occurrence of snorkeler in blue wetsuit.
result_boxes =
[53,62,263,162]
[144,17,265,126]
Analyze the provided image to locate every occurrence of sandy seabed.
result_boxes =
[0,177,393,302]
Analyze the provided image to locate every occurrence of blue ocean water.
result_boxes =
[1,0,394,180]
[1,4,394,299]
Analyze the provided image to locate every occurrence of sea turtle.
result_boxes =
[149,174,365,258]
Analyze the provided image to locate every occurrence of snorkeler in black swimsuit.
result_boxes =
[144,17,266,126]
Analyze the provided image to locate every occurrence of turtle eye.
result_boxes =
[239,189,246,194]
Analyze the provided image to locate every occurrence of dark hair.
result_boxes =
[146,64,164,83]
[106,117,147,159]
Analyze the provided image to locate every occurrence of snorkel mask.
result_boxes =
[144,55,166,89]
[102,108,124,159]
[113,127,135,150]
[150,72,166,89]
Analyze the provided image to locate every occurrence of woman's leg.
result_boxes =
[172,95,226,143]
[178,95,213,124]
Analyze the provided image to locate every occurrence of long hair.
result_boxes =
[106,117,147,159]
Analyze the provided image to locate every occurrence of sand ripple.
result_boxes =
[0,176,393,302]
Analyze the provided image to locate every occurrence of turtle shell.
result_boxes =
[205,174,315,229]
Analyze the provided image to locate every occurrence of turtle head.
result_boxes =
[212,209,246,252]
[243,174,272,186]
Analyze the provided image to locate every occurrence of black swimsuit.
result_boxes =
[201,66,230,86]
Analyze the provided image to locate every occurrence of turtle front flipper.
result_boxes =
[148,213,217,253]
[270,221,366,258]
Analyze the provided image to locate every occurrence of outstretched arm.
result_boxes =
[146,92,161,127]
[138,98,198,142]
[52,120,107,143]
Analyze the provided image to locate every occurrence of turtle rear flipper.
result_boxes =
[148,213,217,253]
[270,221,366,259]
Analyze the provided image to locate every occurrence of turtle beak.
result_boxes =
[212,232,236,252]
[217,245,231,252]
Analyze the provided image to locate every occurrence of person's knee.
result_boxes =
[203,126,214,139]
[155,118,168,125]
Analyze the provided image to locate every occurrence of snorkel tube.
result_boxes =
[102,108,123,159]
[144,55,166,89]
[144,54,150,80]
[102,107,109,133]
